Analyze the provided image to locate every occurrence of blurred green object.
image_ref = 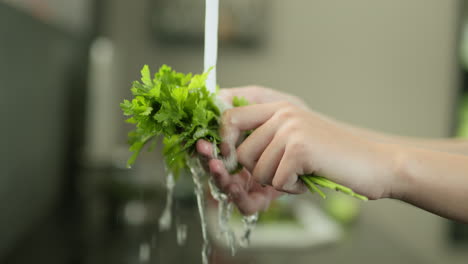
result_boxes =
[257,198,299,225]
[231,197,299,225]
[456,94,468,138]
[323,194,359,225]
[450,92,468,245]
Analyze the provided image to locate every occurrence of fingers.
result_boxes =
[236,117,280,171]
[227,183,273,215]
[222,103,280,132]
[208,158,274,215]
[209,159,250,192]
[220,102,284,156]
[273,144,308,194]
[196,139,214,158]
[251,133,286,186]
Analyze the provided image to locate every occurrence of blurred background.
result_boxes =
[1,0,468,263]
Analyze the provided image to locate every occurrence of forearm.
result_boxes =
[385,143,468,224]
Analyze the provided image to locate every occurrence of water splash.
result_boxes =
[239,213,259,247]
[160,141,259,264]
[187,157,210,264]
[159,172,175,231]
[176,223,188,246]
[208,178,237,256]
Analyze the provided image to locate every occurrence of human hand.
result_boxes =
[197,139,282,215]
[197,86,305,215]
[220,100,395,200]
[199,86,395,215]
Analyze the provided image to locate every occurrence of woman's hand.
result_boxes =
[198,86,468,223]
[197,86,307,215]
[220,100,396,199]
[199,86,397,215]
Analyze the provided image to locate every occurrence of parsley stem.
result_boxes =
[300,175,368,201]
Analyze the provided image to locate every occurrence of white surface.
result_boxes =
[204,0,219,93]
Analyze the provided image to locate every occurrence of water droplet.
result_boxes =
[159,172,175,231]
[240,213,259,248]
[176,223,188,246]
[209,178,237,256]
[139,243,151,262]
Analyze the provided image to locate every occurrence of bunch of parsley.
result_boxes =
[120,65,221,177]
[121,65,367,200]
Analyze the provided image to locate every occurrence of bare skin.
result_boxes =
[197,86,468,224]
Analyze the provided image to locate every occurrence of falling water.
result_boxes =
[239,213,259,247]
[158,172,175,231]
[209,142,256,253]
[187,157,210,264]
[208,178,237,256]
[204,0,219,93]
[155,0,259,261]
[160,147,259,264]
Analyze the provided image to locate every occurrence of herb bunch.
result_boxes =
[120,65,221,178]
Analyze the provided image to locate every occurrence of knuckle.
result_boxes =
[221,109,234,125]
[286,118,303,133]
[283,137,308,160]
[221,110,240,132]
[288,140,306,157]
[275,119,301,141]
[274,104,297,120]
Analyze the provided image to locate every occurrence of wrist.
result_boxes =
[378,143,411,200]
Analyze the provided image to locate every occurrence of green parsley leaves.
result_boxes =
[120,65,221,177]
